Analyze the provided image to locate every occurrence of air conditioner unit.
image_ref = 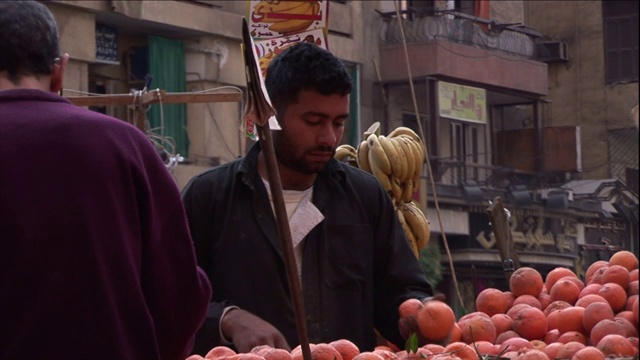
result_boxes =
[541,40,569,63]
[539,188,574,202]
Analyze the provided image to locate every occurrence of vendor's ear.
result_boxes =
[50,53,69,94]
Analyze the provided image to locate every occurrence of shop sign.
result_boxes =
[95,23,118,64]
[438,81,487,124]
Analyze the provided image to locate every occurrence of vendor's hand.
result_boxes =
[222,308,291,353]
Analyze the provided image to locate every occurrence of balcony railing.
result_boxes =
[378,10,552,62]
[431,158,517,189]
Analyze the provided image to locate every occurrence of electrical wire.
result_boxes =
[394,0,466,311]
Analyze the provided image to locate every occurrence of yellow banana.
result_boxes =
[367,133,392,175]
[401,202,431,251]
[334,144,357,162]
[388,126,422,144]
[356,140,372,173]
[401,135,424,181]
[394,136,415,184]
[390,177,403,204]
[398,207,420,258]
[378,135,404,181]
[368,147,393,193]
[401,178,414,203]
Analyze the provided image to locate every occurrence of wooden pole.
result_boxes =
[241,17,310,360]
[257,124,311,358]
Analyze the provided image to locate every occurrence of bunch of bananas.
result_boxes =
[334,123,431,258]
[253,1,321,35]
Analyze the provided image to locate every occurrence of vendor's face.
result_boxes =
[273,89,349,175]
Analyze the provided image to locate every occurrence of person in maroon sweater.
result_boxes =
[0,2,211,359]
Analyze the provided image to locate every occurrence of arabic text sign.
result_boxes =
[438,81,487,124]
[95,23,118,64]
[248,0,328,39]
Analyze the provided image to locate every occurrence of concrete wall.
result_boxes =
[526,1,639,179]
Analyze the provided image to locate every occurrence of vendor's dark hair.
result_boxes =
[0,0,61,81]
[265,42,352,117]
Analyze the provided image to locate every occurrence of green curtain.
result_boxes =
[148,36,189,157]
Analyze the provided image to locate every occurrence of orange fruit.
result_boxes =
[511,306,547,340]
[550,278,581,305]
[504,291,516,309]
[507,304,532,319]
[585,261,609,283]
[530,340,546,351]
[538,292,552,311]
[597,282,627,312]
[557,330,587,345]
[575,294,608,308]
[329,339,359,360]
[261,349,293,360]
[206,346,237,360]
[443,342,476,360]
[497,336,533,353]
[491,313,513,334]
[470,341,499,356]
[542,342,563,360]
[475,288,509,316]
[571,346,605,360]
[588,267,608,285]
[556,306,586,335]
[495,330,520,345]
[371,349,398,360]
[352,352,385,360]
[596,334,637,357]
[583,301,614,332]
[546,309,561,330]
[556,341,586,359]
[310,343,344,360]
[608,251,639,272]
[589,319,627,346]
[543,300,571,316]
[512,348,548,360]
[546,267,577,292]
[513,295,542,309]
[613,317,638,338]
[579,283,602,298]
[421,344,445,354]
[186,355,207,360]
[616,310,637,328]
[544,329,560,344]
[415,300,455,342]
[398,298,423,319]
[602,265,631,289]
[458,314,497,344]
[510,267,544,298]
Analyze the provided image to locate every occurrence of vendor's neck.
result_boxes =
[0,73,51,92]
[258,152,316,191]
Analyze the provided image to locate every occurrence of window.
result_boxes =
[603,0,639,83]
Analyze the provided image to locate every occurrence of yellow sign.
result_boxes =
[438,81,487,123]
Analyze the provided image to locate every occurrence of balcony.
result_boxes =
[377,10,549,96]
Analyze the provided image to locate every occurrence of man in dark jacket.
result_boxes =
[0,2,211,359]
[182,42,434,355]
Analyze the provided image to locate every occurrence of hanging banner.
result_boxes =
[247,0,329,76]
[438,81,487,124]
